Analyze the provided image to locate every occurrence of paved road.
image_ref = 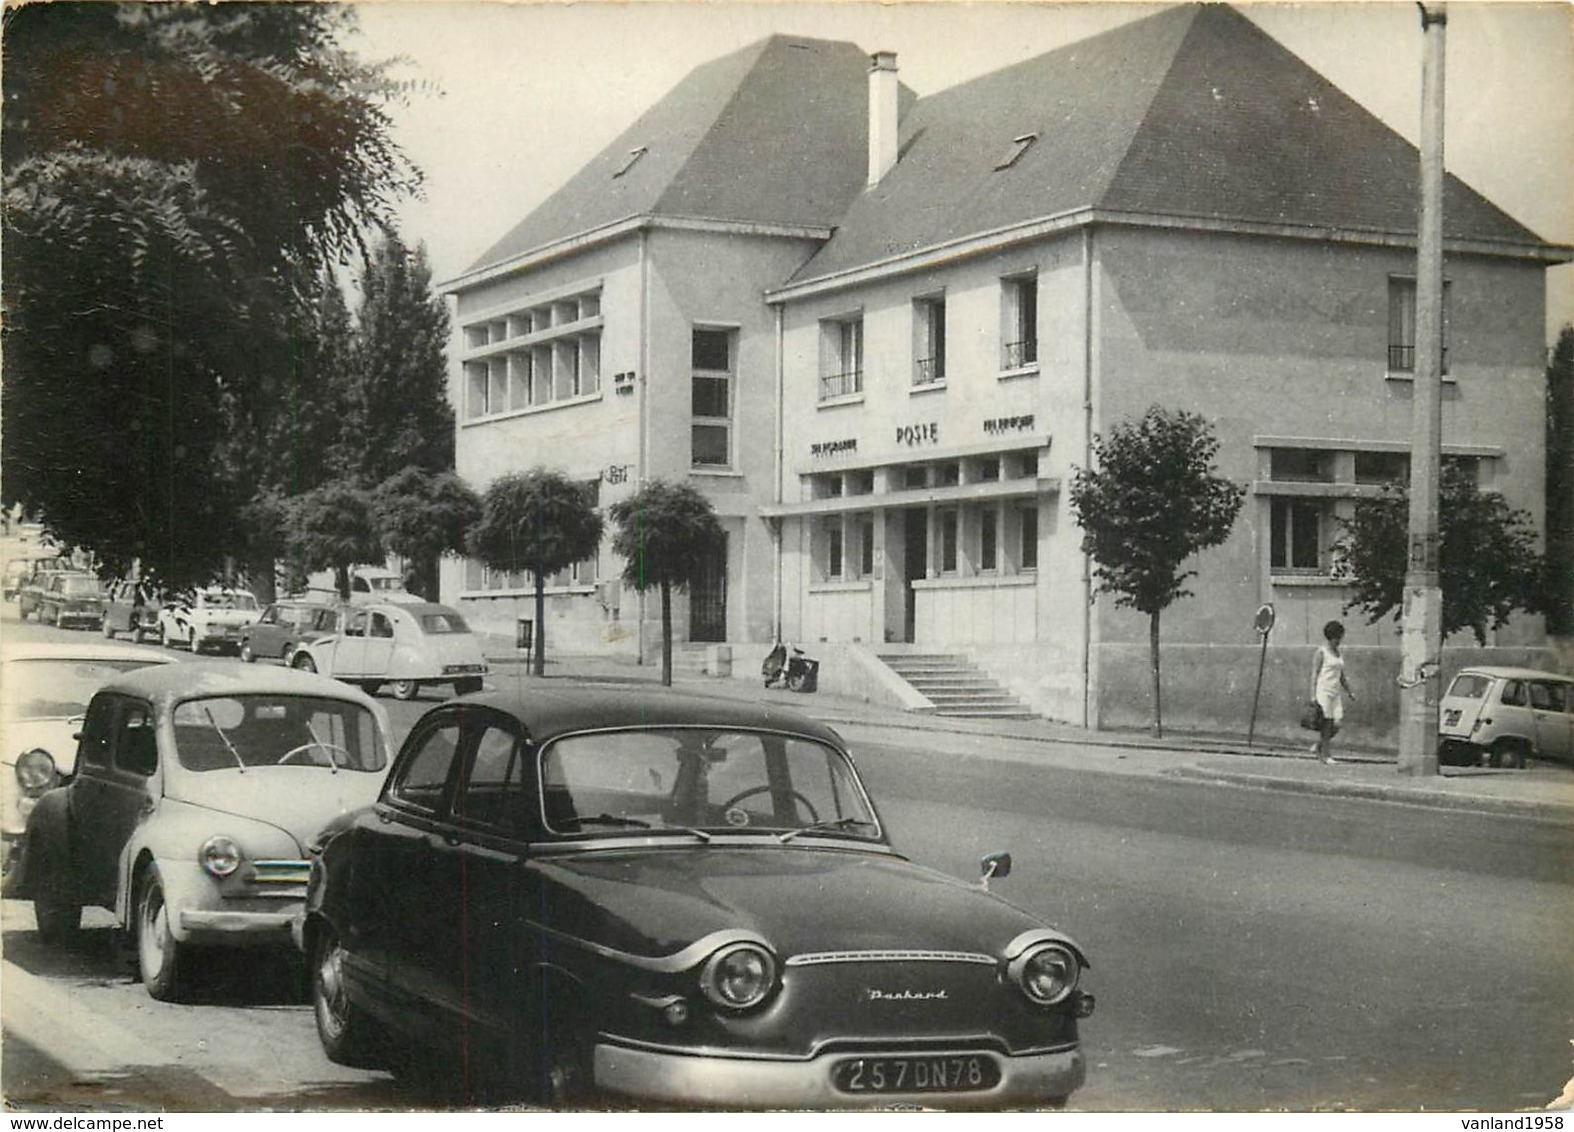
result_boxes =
[4,611,1571,1111]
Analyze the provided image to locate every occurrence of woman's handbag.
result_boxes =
[1299,700,1325,731]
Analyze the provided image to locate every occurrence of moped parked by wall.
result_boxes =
[762,642,819,693]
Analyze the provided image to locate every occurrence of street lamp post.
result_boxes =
[1398,1,1447,777]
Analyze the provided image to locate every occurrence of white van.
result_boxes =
[1437,666,1573,768]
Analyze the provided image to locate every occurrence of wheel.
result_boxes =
[719,785,819,823]
[293,653,318,673]
[239,641,255,663]
[312,925,388,1069]
[539,1017,594,1108]
[136,866,186,1002]
[101,617,115,639]
[159,622,171,649]
[359,682,383,697]
[786,669,808,692]
[453,677,483,695]
[390,680,420,701]
[35,894,83,943]
[186,628,198,653]
[1490,741,1527,770]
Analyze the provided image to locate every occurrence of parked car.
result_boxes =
[5,555,66,602]
[102,580,162,642]
[18,567,76,621]
[0,643,172,872]
[1438,666,1574,768]
[302,687,1095,1109]
[241,601,343,665]
[36,572,105,629]
[155,587,262,653]
[292,602,488,700]
[4,663,392,1001]
[348,567,423,606]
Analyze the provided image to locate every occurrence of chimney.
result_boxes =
[867,51,899,187]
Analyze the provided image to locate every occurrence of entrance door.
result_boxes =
[902,509,927,644]
[689,534,728,643]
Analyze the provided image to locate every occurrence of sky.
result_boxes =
[347,0,1574,341]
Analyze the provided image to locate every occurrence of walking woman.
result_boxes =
[1311,620,1356,763]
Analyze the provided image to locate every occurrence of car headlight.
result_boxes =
[15,749,59,796]
[699,942,777,1010]
[1011,942,1080,1005]
[200,835,243,878]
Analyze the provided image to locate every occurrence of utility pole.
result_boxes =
[1398,1,1447,777]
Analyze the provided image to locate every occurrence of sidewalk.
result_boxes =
[481,645,1574,821]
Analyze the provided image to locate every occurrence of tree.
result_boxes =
[373,468,483,601]
[283,483,383,601]
[1547,325,1574,636]
[345,235,454,485]
[468,470,604,677]
[1333,461,1544,645]
[1,3,422,587]
[609,480,725,687]
[1068,407,1245,736]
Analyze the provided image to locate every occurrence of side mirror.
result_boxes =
[979,851,1012,892]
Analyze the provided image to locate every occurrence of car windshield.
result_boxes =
[417,611,469,634]
[1445,674,1494,700]
[539,727,880,840]
[171,695,386,773]
[197,590,258,611]
[281,606,320,629]
[0,658,164,720]
[59,576,102,597]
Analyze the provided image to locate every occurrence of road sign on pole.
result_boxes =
[1248,603,1275,748]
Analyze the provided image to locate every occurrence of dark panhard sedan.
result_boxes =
[304,688,1094,1109]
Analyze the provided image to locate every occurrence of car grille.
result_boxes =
[241,859,310,899]
[787,949,997,968]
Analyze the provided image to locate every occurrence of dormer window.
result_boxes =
[993,133,1037,170]
[613,147,648,178]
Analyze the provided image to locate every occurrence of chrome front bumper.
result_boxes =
[180,907,299,943]
[593,1041,1085,1110]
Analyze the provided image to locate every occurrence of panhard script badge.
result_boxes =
[867,988,948,1002]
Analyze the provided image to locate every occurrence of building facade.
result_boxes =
[444,6,1567,740]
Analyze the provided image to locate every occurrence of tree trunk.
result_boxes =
[1149,610,1163,738]
[533,574,547,678]
[335,563,351,602]
[660,578,673,687]
[249,557,277,605]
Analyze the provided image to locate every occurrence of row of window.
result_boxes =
[807,451,1039,501]
[462,557,599,594]
[1265,448,1479,574]
[462,287,605,420]
[818,274,1038,403]
[814,503,1038,583]
[464,335,602,418]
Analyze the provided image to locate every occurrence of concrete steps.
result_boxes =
[877,652,1037,718]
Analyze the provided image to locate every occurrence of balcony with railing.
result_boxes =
[819,370,863,401]
[1387,344,1449,374]
[1002,339,1038,371]
[913,357,945,387]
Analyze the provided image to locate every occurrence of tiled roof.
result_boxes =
[791,5,1551,285]
[461,35,888,278]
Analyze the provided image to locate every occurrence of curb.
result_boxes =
[1169,763,1574,821]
